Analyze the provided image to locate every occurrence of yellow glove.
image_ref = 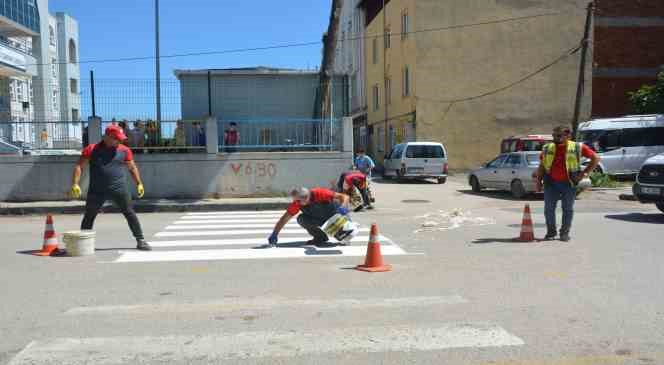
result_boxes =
[70,184,81,199]
[137,184,145,199]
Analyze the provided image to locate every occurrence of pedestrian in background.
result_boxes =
[130,121,145,153]
[354,148,375,177]
[223,122,239,153]
[533,125,600,242]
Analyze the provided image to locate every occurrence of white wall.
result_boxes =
[332,0,366,115]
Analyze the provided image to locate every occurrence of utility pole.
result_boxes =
[155,0,162,124]
[572,2,593,137]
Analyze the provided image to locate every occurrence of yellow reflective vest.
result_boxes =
[542,141,582,177]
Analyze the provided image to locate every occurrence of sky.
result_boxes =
[47,0,332,119]
[49,0,331,80]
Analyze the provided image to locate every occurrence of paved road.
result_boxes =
[1,176,663,364]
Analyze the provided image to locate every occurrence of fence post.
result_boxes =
[205,116,218,154]
[342,117,353,154]
[88,117,102,145]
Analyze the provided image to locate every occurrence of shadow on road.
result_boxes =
[472,238,520,244]
[457,189,542,202]
[604,213,664,224]
[373,178,439,185]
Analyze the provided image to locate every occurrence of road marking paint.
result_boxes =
[148,235,387,248]
[113,244,404,263]
[165,223,299,230]
[65,295,468,315]
[185,210,285,216]
[8,324,523,364]
[173,218,282,224]
[180,214,284,220]
[154,228,370,238]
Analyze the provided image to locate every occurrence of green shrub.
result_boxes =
[589,172,618,188]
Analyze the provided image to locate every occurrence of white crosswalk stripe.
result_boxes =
[111,211,407,263]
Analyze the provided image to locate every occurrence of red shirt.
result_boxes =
[540,143,596,182]
[286,188,335,216]
[344,171,367,188]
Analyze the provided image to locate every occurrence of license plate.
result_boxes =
[642,187,661,195]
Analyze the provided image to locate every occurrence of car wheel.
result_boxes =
[656,202,664,214]
[437,177,447,184]
[396,169,405,183]
[592,165,603,174]
[511,179,526,199]
[470,176,482,192]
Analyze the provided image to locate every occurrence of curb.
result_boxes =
[0,201,291,216]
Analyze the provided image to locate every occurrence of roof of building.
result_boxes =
[174,66,322,79]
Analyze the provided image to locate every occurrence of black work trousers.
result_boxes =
[81,191,144,240]
[297,203,337,243]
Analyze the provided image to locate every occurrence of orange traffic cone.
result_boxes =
[33,214,60,256]
[517,204,535,242]
[356,224,392,272]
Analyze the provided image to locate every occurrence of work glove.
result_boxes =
[336,206,350,216]
[268,232,278,246]
[137,184,145,199]
[70,184,81,199]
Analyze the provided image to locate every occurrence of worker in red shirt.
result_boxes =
[268,187,350,247]
[336,170,373,210]
[534,125,600,242]
[70,126,151,251]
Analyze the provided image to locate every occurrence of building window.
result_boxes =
[372,37,378,64]
[384,28,391,49]
[51,58,57,78]
[72,109,80,121]
[403,66,411,97]
[69,39,77,63]
[49,26,56,46]
[70,79,78,94]
[372,84,380,111]
[401,10,410,40]
[385,78,391,105]
[377,126,385,152]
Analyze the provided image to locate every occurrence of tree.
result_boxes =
[629,66,664,114]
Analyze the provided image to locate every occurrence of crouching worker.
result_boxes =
[268,187,350,247]
[336,170,372,211]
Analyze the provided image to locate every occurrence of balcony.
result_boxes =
[0,39,36,77]
[0,13,38,38]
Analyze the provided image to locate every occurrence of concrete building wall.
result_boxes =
[0,152,353,201]
[333,0,367,116]
[364,0,418,163]
[592,0,664,117]
[414,0,592,170]
[56,12,80,122]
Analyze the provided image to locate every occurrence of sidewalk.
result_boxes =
[0,197,291,216]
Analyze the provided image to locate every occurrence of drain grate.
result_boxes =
[401,199,431,203]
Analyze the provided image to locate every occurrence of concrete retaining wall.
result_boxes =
[0,152,353,202]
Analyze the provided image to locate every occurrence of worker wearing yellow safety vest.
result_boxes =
[533,125,600,242]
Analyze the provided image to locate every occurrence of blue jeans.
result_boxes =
[543,176,576,235]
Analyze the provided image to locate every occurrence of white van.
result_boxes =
[577,114,664,175]
[382,142,448,184]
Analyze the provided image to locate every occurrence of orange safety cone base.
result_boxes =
[355,264,392,272]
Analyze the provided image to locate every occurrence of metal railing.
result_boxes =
[218,118,341,152]
[100,119,207,153]
[0,121,85,155]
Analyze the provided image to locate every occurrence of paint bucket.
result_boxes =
[63,230,96,257]
[322,214,359,244]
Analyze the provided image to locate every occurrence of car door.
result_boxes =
[482,154,509,188]
[597,129,625,174]
[384,144,403,175]
[498,153,523,190]
[422,144,446,176]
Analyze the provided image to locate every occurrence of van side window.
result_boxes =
[622,127,664,147]
[599,130,622,151]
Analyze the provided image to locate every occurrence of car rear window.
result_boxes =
[405,145,445,158]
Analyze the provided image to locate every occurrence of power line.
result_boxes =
[23,9,584,68]
[416,42,583,104]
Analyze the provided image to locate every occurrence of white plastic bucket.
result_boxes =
[63,230,96,257]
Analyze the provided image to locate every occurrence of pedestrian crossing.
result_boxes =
[112,210,407,263]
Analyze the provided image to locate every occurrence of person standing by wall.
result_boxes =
[223,122,240,153]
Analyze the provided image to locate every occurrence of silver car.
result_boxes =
[469,151,540,198]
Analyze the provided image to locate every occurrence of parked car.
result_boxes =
[632,153,664,213]
[500,135,552,153]
[382,142,448,184]
[469,151,540,198]
[578,114,664,176]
